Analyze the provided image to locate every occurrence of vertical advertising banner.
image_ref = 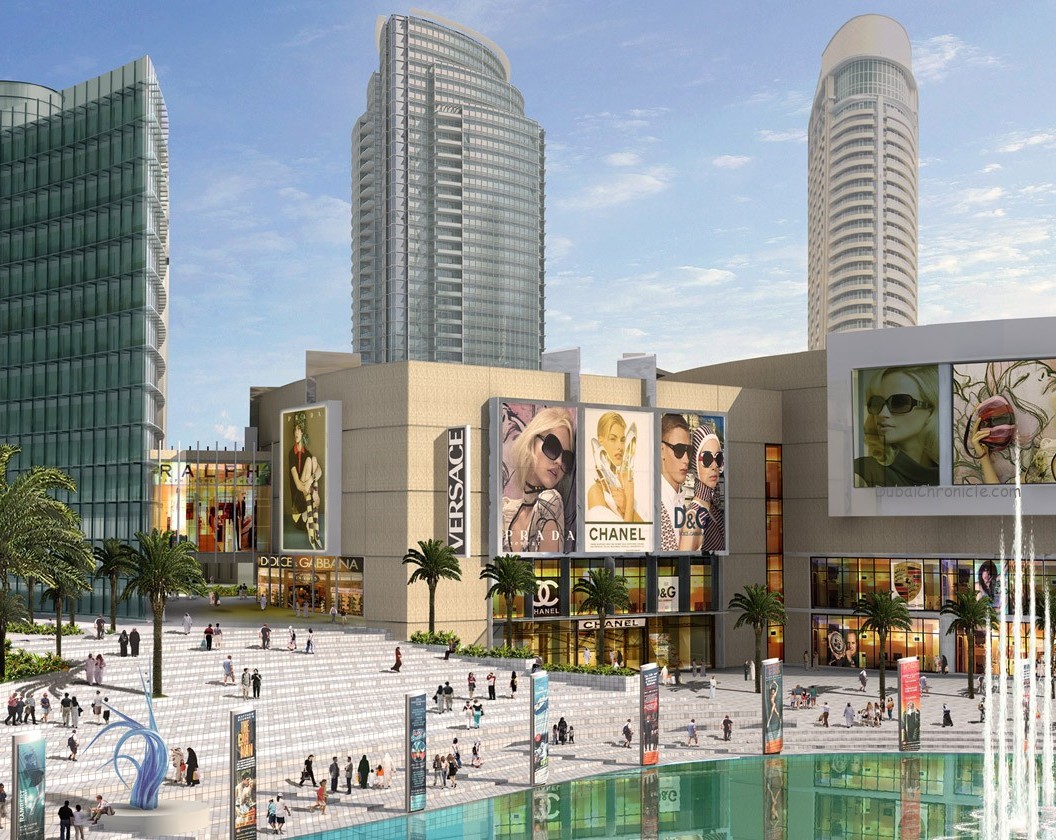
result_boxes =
[763,758,787,840]
[11,732,45,840]
[279,403,341,553]
[898,656,921,752]
[530,672,550,786]
[762,658,783,755]
[495,402,577,556]
[446,426,471,557]
[657,411,727,554]
[405,692,427,813]
[582,407,654,552]
[230,708,256,840]
[640,663,660,766]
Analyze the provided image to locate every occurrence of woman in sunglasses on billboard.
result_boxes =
[682,425,726,553]
[502,407,576,553]
[854,366,939,487]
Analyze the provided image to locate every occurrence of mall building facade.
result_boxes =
[242,317,1055,674]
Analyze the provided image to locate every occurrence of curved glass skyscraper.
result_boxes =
[0,58,169,543]
[352,12,545,368]
[808,15,918,350]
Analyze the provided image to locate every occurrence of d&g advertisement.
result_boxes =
[657,411,727,554]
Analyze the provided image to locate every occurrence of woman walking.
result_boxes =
[510,671,518,699]
[357,755,371,789]
[95,654,107,686]
[446,753,458,788]
[432,754,444,787]
[186,747,200,786]
[391,646,402,672]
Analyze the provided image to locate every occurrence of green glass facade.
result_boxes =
[0,58,169,546]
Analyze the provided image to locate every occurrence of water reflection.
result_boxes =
[305,753,989,840]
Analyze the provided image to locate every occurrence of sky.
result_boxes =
[5,1,1056,446]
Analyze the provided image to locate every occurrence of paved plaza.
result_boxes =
[3,599,1003,838]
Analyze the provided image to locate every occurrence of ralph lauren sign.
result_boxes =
[447,426,471,556]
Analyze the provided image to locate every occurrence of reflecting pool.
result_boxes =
[303,752,994,839]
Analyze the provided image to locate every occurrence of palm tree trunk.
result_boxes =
[427,582,436,635]
[0,628,6,680]
[754,627,762,693]
[68,598,76,628]
[967,634,976,699]
[505,598,514,648]
[597,609,607,667]
[110,572,119,632]
[152,597,165,697]
[26,578,35,622]
[878,631,887,704]
[55,600,63,657]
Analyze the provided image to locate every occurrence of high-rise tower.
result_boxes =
[807,15,918,350]
[0,58,169,542]
[352,12,545,368]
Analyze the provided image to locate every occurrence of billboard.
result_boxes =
[446,426,471,556]
[762,658,783,755]
[279,402,341,553]
[953,359,1056,485]
[530,672,550,786]
[657,411,727,554]
[891,560,924,609]
[230,708,256,840]
[898,657,921,752]
[582,407,654,552]
[405,692,427,813]
[639,663,660,766]
[12,732,45,840]
[495,402,577,556]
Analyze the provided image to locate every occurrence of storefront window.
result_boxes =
[812,613,939,670]
[689,558,712,612]
[255,555,363,616]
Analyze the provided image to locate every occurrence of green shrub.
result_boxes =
[7,621,83,637]
[4,648,72,682]
[209,585,257,598]
[409,630,461,647]
[457,644,533,659]
[541,662,635,677]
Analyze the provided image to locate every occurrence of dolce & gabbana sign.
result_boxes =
[447,426,471,556]
[257,555,363,573]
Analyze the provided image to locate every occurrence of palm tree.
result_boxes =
[941,590,998,699]
[94,538,134,632]
[402,539,462,634]
[0,444,86,590]
[43,549,93,656]
[573,568,630,667]
[480,554,535,648]
[0,592,29,680]
[122,530,206,697]
[728,584,786,693]
[853,591,912,703]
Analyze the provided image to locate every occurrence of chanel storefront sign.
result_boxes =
[447,426,471,556]
[579,617,646,630]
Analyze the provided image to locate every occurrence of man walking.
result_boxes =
[129,627,140,656]
[486,672,496,701]
[204,624,215,651]
[222,656,235,686]
[821,702,830,728]
[622,719,633,748]
[60,693,72,727]
[260,623,271,650]
[241,669,251,701]
[722,714,733,741]
[858,669,867,692]
[57,801,74,840]
[182,613,192,635]
[844,702,855,728]
[329,757,340,793]
[803,650,809,671]
[686,718,698,746]
[443,682,454,712]
[94,616,105,640]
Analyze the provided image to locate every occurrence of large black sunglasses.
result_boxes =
[662,440,692,459]
[866,394,932,416]
[537,434,574,473]
[698,450,724,469]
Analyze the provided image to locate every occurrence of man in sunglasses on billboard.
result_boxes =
[659,414,693,551]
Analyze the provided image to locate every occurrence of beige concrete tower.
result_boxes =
[807,15,918,350]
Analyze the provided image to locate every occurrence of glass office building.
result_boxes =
[352,12,545,369]
[0,57,169,546]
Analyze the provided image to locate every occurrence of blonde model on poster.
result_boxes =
[854,367,939,487]
[289,413,323,550]
[587,411,642,523]
[502,407,575,553]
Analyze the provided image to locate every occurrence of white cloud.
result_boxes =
[980,163,1003,174]
[957,186,1004,207]
[998,131,1056,153]
[604,152,641,167]
[712,155,751,169]
[213,411,242,443]
[757,129,806,144]
[676,266,735,287]
[913,34,1000,83]
[972,209,1006,219]
[546,235,574,262]
[558,166,673,210]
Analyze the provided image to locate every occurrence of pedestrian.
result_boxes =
[467,672,476,698]
[70,696,81,728]
[118,629,129,657]
[661,663,669,686]
[58,800,74,839]
[252,669,262,699]
[88,795,112,825]
[305,628,314,654]
[182,613,192,634]
[358,754,371,789]
[803,649,809,671]
[844,703,855,728]
[744,660,750,681]
[72,803,87,839]
[329,756,340,793]
[391,645,402,672]
[858,669,867,692]
[821,702,830,728]
[708,677,717,700]
[91,692,102,722]
[95,654,106,685]
[434,684,445,714]
[129,627,140,656]
[942,703,953,727]
[344,756,354,794]
[510,671,518,699]
[241,668,251,701]
[67,730,79,761]
[0,782,6,830]
[472,699,484,729]
[186,747,200,785]
[312,782,327,814]
[444,681,454,712]
[84,654,96,686]
[214,622,223,649]
[978,698,986,723]
[557,716,567,744]
[60,693,72,727]
[171,747,185,783]
[486,671,496,700]
[432,754,444,787]
[39,692,51,723]
[275,794,290,833]
[204,624,215,651]
[722,714,733,741]
[568,725,575,744]
[4,693,15,725]
[329,604,338,623]
[941,654,949,674]
[749,659,756,683]
[446,753,458,788]
[920,674,929,694]
[300,754,316,787]
[452,738,462,767]
[886,697,895,720]
[260,593,267,611]
[464,700,474,729]
[260,623,271,650]
[622,719,633,748]
[551,723,559,745]
[687,718,698,746]
[267,798,277,833]
[101,698,110,725]
[223,656,235,686]
[471,742,482,767]
[94,615,105,640]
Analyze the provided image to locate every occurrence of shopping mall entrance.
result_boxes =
[256,555,364,617]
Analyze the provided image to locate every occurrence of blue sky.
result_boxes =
[5,2,1056,446]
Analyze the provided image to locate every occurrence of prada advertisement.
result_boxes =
[447,426,471,557]
[490,399,728,556]
[829,321,1056,516]
[279,402,341,554]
